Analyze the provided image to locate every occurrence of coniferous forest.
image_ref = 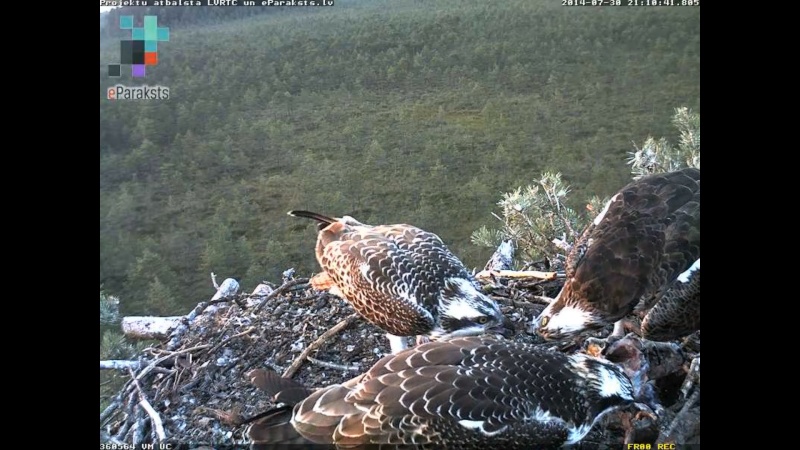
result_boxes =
[100,0,700,317]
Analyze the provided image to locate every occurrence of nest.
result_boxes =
[99,275,699,449]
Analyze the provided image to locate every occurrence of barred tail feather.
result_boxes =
[246,405,320,447]
[288,210,337,224]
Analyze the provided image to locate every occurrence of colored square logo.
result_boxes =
[119,16,133,29]
[108,15,169,79]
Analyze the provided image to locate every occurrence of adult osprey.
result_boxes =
[288,211,510,353]
[530,168,700,341]
[245,336,647,449]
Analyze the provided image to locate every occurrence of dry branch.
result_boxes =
[307,356,362,372]
[283,313,359,378]
[128,367,167,442]
[101,360,143,371]
[122,316,183,340]
[475,269,558,281]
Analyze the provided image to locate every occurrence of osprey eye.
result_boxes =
[476,317,489,324]
[540,316,549,328]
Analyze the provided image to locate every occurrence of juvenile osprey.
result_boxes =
[641,259,700,341]
[288,211,510,353]
[245,336,647,449]
[530,168,700,341]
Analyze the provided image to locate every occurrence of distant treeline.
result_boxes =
[100,0,699,317]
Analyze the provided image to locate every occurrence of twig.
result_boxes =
[205,327,257,355]
[475,269,557,281]
[100,396,122,426]
[211,272,219,289]
[307,356,362,372]
[254,277,310,313]
[128,368,167,442]
[132,408,147,446]
[136,344,211,382]
[283,313,359,378]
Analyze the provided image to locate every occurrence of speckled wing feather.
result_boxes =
[249,337,635,449]
[314,221,475,337]
[641,267,700,341]
[560,168,700,321]
[636,179,700,313]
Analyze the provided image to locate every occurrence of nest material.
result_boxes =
[99,276,699,448]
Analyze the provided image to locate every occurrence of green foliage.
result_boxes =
[100,288,151,413]
[100,290,120,327]
[471,172,592,263]
[100,0,699,312]
[628,107,700,179]
[477,106,700,265]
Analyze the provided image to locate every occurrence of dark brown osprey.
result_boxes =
[530,168,700,341]
[245,337,643,449]
[641,259,700,341]
[288,211,509,353]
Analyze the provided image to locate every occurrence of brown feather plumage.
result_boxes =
[246,337,638,449]
[533,168,700,340]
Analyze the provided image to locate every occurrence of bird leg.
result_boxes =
[415,335,431,346]
[386,334,409,354]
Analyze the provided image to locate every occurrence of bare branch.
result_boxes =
[306,356,362,372]
[475,269,557,281]
[283,313,359,378]
[100,360,143,371]
[128,368,167,442]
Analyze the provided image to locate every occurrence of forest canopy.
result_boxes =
[99,0,700,317]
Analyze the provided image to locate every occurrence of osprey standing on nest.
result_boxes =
[288,211,511,354]
[245,336,653,449]
[530,167,700,342]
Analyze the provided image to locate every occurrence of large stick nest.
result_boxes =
[99,274,699,449]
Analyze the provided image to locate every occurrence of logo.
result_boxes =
[107,85,170,101]
[107,15,169,78]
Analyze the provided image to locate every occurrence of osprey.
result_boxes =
[245,336,646,449]
[530,168,700,341]
[641,259,700,341]
[289,211,510,353]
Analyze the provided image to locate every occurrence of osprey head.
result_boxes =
[530,294,604,341]
[432,278,513,340]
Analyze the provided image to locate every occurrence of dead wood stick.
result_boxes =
[283,313,359,378]
[122,316,184,341]
[100,396,123,426]
[128,368,167,442]
[307,356,362,372]
[100,360,143,371]
[475,269,557,281]
[254,277,311,313]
